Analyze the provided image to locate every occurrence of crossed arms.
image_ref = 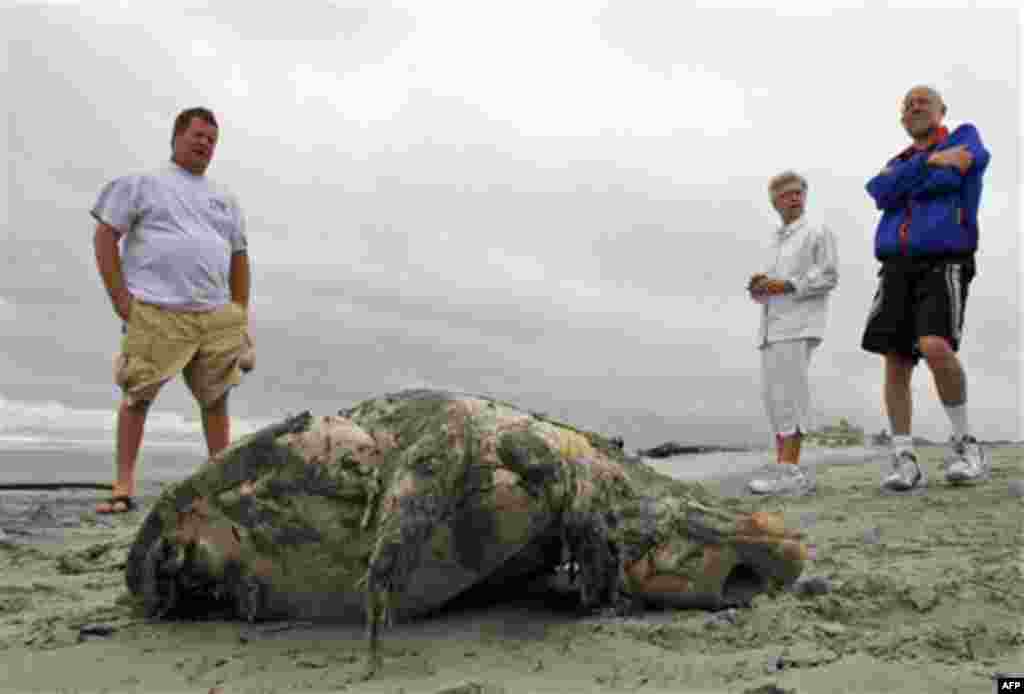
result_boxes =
[866,125,990,211]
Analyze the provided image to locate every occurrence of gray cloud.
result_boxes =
[181,2,378,42]
[4,4,1020,449]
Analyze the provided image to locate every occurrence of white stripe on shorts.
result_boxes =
[946,264,963,343]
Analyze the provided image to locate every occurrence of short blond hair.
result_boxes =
[768,170,808,196]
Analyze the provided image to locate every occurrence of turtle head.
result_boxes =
[139,497,265,621]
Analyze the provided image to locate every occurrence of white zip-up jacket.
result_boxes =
[757,216,839,347]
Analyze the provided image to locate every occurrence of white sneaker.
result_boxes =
[881,450,925,492]
[944,435,989,484]
[748,465,815,496]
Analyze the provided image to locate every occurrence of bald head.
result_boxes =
[903,85,946,115]
[901,85,946,142]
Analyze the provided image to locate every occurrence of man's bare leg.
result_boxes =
[97,398,151,512]
[201,393,231,458]
[918,335,985,480]
[918,335,967,410]
[884,353,915,436]
[881,352,926,490]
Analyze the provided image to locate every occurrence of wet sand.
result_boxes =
[0,444,1020,693]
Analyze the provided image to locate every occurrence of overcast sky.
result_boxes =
[3,1,1021,449]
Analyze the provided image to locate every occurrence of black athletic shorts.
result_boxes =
[861,255,975,361]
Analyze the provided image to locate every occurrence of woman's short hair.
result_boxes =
[768,170,808,196]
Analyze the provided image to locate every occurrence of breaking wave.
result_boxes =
[0,395,275,449]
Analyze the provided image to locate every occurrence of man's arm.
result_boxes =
[910,125,990,198]
[946,123,990,173]
[866,155,930,210]
[909,164,964,197]
[870,125,991,205]
[896,145,973,199]
[229,250,250,311]
[93,222,133,321]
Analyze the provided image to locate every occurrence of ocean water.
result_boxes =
[0,440,207,485]
[0,435,887,489]
[0,440,895,542]
[0,395,276,486]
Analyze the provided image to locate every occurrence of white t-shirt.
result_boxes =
[91,162,247,311]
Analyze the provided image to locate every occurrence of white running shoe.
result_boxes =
[748,465,815,496]
[881,450,925,492]
[944,435,989,484]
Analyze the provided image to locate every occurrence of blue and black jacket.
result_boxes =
[866,123,990,261]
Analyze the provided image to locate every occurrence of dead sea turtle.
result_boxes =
[126,389,810,675]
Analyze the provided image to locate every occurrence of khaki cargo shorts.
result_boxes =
[114,301,254,407]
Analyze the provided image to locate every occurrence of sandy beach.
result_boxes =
[0,443,1020,694]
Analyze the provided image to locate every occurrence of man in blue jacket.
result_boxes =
[862,85,991,492]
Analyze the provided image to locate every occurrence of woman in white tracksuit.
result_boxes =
[747,171,839,495]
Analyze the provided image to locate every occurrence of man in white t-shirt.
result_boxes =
[747,171,839,496]
[91,107,253,514]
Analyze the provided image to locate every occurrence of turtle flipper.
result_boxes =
[563,508,625,614]
[361,469,447,678]
[362,587,384,680]
[140,536,181,619]
[615,497,810,610]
